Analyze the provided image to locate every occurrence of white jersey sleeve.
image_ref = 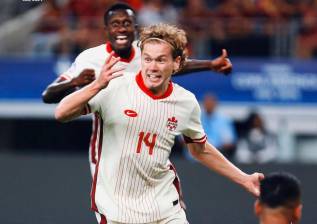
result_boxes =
[182,98,207,144]
[61,50,94,80]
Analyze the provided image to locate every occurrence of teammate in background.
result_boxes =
[42,3,232,176]
[55,23,263,224]
[255,172,302,224]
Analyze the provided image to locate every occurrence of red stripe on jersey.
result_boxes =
[135,72,173,100]
[87,104,92,114]
[81,104,90,115]
[169,164,186,209]
[91,117,103,212]
[90,113,100,164]
[183,135,207,144]
[100,214,107,224]
[105,42,135,63]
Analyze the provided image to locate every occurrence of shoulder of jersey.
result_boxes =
[172,82,196,100]
[107,71,134,87]
[78,44,107,59]
[132,41,141,55]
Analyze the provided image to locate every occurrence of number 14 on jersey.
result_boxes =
[136,132,157,155]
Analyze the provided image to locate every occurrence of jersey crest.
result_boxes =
[167,116,178,131]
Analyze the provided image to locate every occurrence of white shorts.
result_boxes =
[95,209,189,224]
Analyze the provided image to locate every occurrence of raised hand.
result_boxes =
[72,69,96,87]
[243,172,265,197]
[95,52,125,90]
[210,49,232,75]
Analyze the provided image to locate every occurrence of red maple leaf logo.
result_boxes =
[167,116,178,131]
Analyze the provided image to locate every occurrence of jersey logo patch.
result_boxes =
[167,116,178,131]
[124,109,138,117]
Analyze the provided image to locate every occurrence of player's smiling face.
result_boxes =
[141,41,180,96]
[106,10,135,53]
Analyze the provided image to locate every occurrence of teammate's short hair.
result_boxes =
[104,2,136,25]
[259,172,301,209]
[138,23,188,70]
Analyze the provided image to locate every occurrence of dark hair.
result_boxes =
[259,172,301,209]
[104,3,136,25]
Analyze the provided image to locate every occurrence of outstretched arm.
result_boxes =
[42,69,96,104]
[55,53,124,122]
[176,49,232,76]
[188,141,264,197]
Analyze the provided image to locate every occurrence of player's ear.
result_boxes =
[173,56,181,71]
[294,203,303,222]
[254,199,262,217]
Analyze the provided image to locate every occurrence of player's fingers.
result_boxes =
[83,68,95,73]
[105,51,115,65]
[220,64,232,71]
[109,72,124,80]
[258,173,265,181]
[222,49,228,58]
[85,76,95,82]
[102,67,125,78]
[219,66,232,75]
[109,66,125,76]
[254,187,260,197]
[84,73,96,79]
[107,56,121,70]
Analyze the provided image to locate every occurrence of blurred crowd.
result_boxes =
[26,0,317,59]
[180,93,277,164]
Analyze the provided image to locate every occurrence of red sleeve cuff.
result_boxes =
[183,135,207,144]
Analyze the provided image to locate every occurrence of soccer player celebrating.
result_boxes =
[42,3,232,175]
[55,23,263,224]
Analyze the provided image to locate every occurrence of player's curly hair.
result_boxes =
[138,23,188,70]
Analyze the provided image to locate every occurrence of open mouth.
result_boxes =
[147,74,162,82]
[115,35,129,45]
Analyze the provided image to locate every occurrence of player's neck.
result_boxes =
[115,47,133,59]
[136,72,173,100]
[260,214,296,224]
[148,83,169,97]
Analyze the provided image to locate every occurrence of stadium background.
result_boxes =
[0,0,317,223]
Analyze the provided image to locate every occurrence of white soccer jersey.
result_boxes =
[59,42,141,172]
[88,72,206,223]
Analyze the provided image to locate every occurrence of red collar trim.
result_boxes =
[105,42,135,63]
[135,71,173,100]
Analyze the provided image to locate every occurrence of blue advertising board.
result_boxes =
[1,58,317,104]
[173,58,317,104]
[0,58,57,100]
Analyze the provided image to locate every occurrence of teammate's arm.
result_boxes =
[175,49,232,76]
[187,141,264,197]
[42,69,96,104]
[55,53,124,122]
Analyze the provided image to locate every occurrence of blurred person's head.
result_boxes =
[203,94,218,115]
[255,172,302,224]
[103,3,137,57]
[246,111,265,131]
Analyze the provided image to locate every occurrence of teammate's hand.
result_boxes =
[72,69,96,87]
[210,49,232,75]
[95,52,125,90]
[242,172,265,197]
